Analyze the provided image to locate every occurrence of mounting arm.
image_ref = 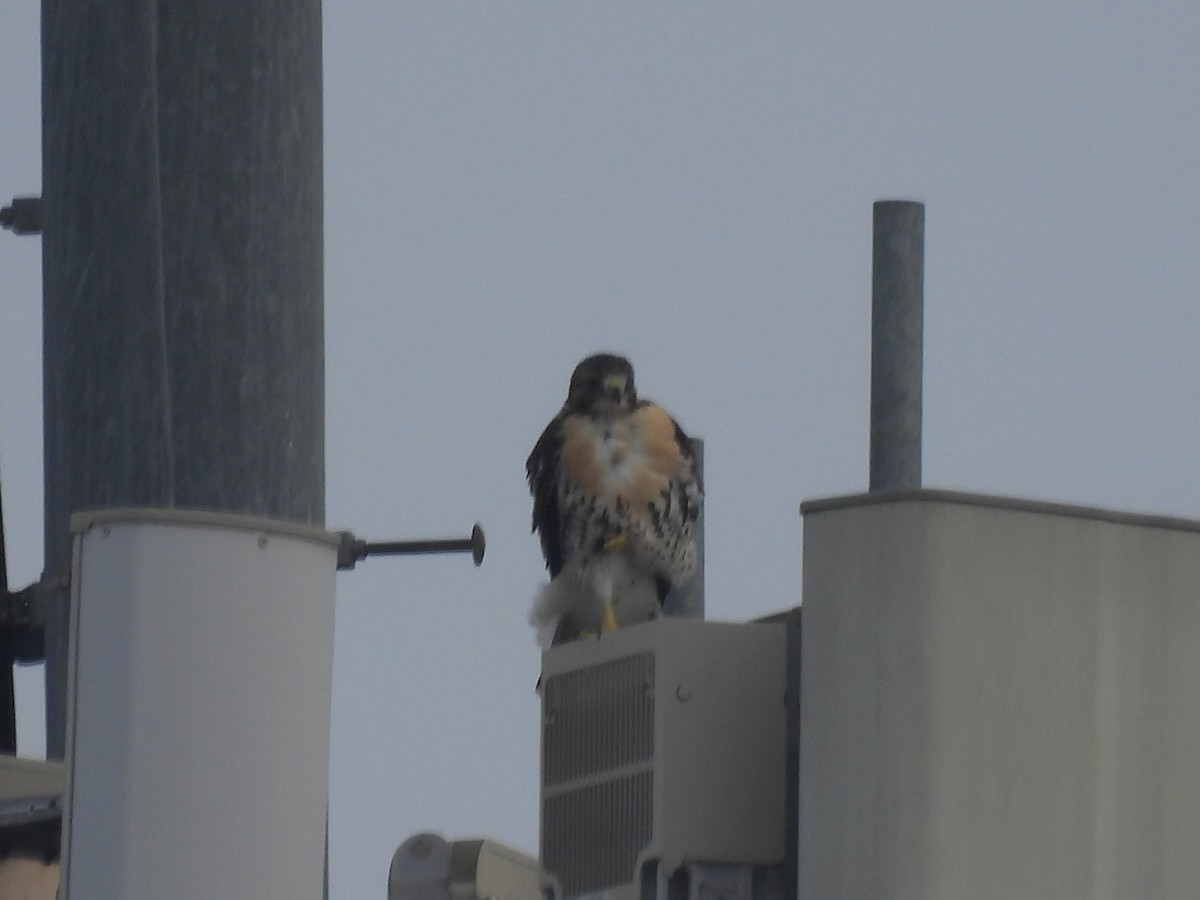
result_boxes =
[336,523,485,571]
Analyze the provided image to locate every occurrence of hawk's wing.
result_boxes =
[629,400,702,585]
[526,411,567,577]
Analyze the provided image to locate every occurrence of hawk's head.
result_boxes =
[565,353,637,415]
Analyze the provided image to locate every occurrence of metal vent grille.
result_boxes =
[539,620,788,900]
[542,771,654,898]
[542,652,655,787]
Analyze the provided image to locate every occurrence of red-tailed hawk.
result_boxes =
[526,353,702,646]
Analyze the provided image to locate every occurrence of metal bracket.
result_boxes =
[336,523,485,571]
[0,196,42,235]
[0,572,62,664]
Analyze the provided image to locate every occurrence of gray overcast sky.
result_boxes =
[2,2,1199,898]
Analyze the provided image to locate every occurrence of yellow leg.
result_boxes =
[600,597,619,633]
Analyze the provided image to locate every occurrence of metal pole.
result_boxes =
[41,0,324,758]
[337,524,487,570]
[0,473,14,754]
[869,200,924,492]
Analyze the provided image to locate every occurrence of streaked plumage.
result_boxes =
[527,353,702,646]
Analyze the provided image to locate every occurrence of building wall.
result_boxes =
[799,491,1200,900]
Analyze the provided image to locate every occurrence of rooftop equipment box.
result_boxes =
[540,618,787,900]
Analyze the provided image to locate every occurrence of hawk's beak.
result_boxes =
[602,375,627,404]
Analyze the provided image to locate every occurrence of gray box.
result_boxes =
[540,619,787,900]
[800,490,1200,900]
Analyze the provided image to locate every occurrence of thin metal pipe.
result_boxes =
[870,200,924,492]
[0,462,14,753]
[363,524,486,566]
[338,524,487,570]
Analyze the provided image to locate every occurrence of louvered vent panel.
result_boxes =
[542,652,655,787]
[539,620,788,900]
[542,771,654,898]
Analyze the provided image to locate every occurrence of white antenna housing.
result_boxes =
[60,509,338,899]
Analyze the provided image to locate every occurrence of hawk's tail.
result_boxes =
[529,579,566,649]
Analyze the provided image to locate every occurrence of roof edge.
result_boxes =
[800,488,1200,534]
[69,507,340,547]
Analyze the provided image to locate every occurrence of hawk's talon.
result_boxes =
[602,533,628,552]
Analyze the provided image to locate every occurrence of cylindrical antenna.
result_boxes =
[870,200,924,491]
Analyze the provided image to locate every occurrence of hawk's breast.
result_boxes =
[560,404,683,516]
